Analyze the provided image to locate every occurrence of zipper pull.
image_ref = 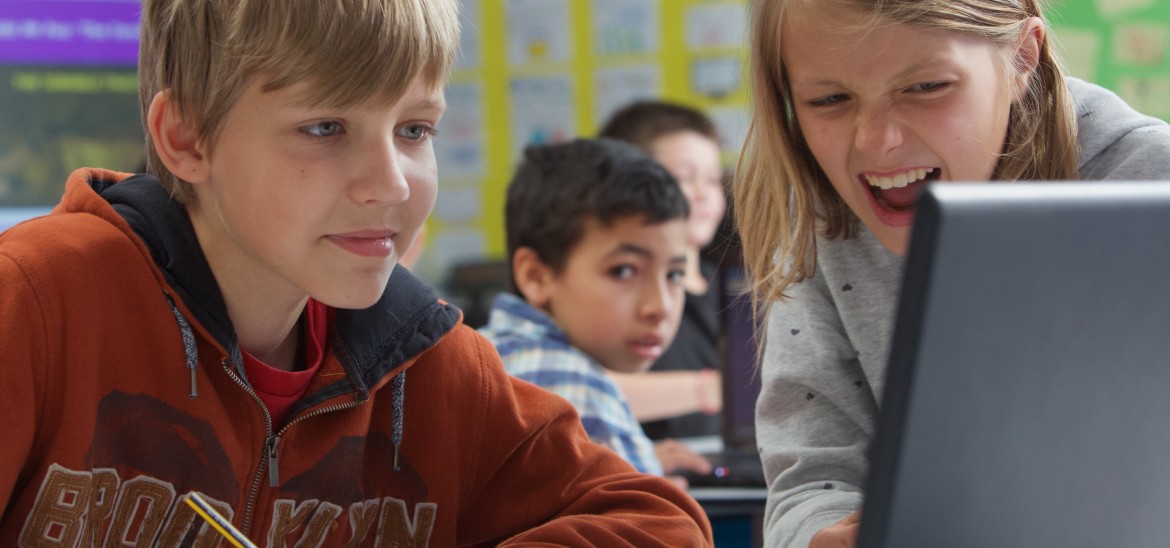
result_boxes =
[265,435,281,488]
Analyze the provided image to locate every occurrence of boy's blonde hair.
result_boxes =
[139,0,460,202]
[734,0,1078,311]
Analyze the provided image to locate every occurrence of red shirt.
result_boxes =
[242,299,330,425]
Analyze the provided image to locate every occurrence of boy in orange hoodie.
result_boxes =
[0,1,712,545]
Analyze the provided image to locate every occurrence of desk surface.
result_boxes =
[689,487,766,547]
[688,486,766,522]
[688,487,767,502]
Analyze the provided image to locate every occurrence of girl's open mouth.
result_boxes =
[864,167,940,210]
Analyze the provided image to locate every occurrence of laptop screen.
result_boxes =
[719,264,762,449]
[858,181,1170,547]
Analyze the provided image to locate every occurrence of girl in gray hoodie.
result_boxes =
[732,1,1170,546]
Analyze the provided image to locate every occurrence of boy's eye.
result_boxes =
[608,264,635,280]
[397,124,437,142]
[301,121,343,138]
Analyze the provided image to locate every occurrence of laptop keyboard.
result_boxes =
[682,450,766,488]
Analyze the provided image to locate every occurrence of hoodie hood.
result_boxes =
[88,172,461,405]
[1068,77,1170,176]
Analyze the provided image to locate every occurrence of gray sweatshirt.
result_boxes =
[757,77,1170,548]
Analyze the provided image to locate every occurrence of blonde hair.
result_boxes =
[734,0,1078,314]
[138,0,460,202]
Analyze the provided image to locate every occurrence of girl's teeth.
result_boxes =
[866,168,934,190]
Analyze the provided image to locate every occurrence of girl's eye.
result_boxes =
[397,124,437,142]
[667,269,686,284]
[609,264,635,280]
[301,121,343,138]
[809,93,848,107]
[909,81,949,93]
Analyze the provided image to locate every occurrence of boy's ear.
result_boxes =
[512,247,554,308]
[147,90,210,184]
[1011,16,1046,102]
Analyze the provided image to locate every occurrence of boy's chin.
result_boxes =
[610,360,655,375]
[311,282,390,310]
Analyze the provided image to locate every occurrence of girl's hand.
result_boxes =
[809,511,860,548]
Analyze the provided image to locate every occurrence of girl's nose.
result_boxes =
[854,105,905,157]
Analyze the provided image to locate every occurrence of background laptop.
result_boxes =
[858,181,1170,547]
[683,263,766,488]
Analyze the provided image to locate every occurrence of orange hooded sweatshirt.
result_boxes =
[0,169,712,546]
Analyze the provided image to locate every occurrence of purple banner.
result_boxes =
[0,1,141,66]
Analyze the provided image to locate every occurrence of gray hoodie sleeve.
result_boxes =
[757,232,901,548]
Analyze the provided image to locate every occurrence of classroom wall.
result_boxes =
[417,0,753,286]
[1047,0,1170,121]
[417,0,1170,288]
[1,0,1168,284]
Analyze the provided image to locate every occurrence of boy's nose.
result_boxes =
[853,105,904,157]
[639,277,676,322]
[353,138,411,204]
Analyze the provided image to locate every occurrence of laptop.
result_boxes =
[682,263,767,488]
[857,181,1170,547]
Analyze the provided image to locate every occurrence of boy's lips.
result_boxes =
[628,334,667,361]
[327,229,396,258]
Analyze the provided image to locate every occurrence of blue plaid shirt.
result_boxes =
[479,293,663,475]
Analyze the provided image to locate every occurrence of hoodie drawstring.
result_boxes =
[166,293,410,473]
[165,294,200,399]
[392,371,406,471]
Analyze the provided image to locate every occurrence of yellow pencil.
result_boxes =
[184,492,258,548]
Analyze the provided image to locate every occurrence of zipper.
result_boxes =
[220,358,370,534]
[263,400,367,487]
[265,436,281,488]
[218,358,273,535]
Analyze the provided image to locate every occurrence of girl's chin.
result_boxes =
[875,228,911,256]
[690,230,720,249]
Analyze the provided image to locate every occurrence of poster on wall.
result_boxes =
[507,74,575,159]
[592,65,661,129]
[685,3,747,50]
[592,0,659,56]
[690,56,742,99]
[1093,0,1156,19]
[434,82,486,179]
[505,0,570,66]
[1118,76,1170,118]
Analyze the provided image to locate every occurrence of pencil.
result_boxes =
[184,492,258,548]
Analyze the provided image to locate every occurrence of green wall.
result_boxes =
[1048,0,1170,120]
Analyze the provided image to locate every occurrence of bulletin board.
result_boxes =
[1047,0,1170,121]
[420,0,752,285]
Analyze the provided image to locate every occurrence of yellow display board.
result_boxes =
[420,0,751,284]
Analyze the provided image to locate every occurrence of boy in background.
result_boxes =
[480,139,707,484]
[0,1,712,546]
[599,100,729,447]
